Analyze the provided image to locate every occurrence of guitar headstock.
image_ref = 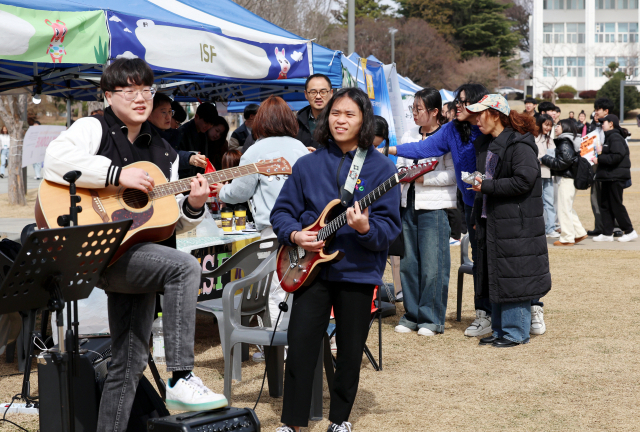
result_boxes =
[255,158,293,176]
[398,159,439,183]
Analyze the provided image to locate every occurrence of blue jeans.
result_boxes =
[464,203,491,315]
[0,148,8,176]
[491,301,531,344]
[398,188,451,333]
[542,178,556,234]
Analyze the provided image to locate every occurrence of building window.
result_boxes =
[567,57,585,77]
[567,0,585,7]
[544,0,565,9]
[543,57,553,77]
[595,56,618,76]
[567,23,586,43]
[596,0,617,7]
[614,23,639,43]
[595,23,616,42]
[618,57,639,76]
[617,0,638,7]
[544,23,565,43]
[553,57,565,77]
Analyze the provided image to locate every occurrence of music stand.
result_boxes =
[0,220,132,432]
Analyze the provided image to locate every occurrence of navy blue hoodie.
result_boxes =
[270,142,401,286]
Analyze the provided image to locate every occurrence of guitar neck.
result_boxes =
[317,173,400,241]
[148,164,259,199]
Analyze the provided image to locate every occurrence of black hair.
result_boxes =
[578,110,586,118]
[414,87,444,125]
[243,103,260,120]
[304,73,332,91]
[524,97,538,104]
[452,83,488,143]
[594,97,615,113]
[171,100,187,124]
[558,118,578,139]
[152,92,172,111]
[538,101,556,113]
[210,116,230,142]
[100,58,154,92]
[314,87,375,149]
[446,101,456,112]
[195,102,219,125]
[536,113,554,133]
[374,115,389,145]
[554,106,561,113]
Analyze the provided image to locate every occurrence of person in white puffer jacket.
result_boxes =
[394,87,456,336]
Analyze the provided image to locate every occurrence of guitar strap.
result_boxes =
[340,147,368,206]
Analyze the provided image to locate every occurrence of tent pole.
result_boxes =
[348,0,355,56]
[66,98,71,127]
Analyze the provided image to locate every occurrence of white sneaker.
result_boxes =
[449,237,461,246]
[276,426,296,432]
[252,352,265,362]
[394,324,413,333]
[165,373,228,411]
[618,230,638,242]
[417,327,436,336]
[530,306,546,335]
[464,310,492,337]
[328,421,352,432]
[546,231,560,238]
[593,234,614,242]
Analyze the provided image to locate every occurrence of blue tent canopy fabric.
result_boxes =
[0,0,342,102]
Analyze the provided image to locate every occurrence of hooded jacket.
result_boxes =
[295,105,321,149]
[270,142,401,286]
[596,128,631,182]
[540,132,581,179]
[475,128,551,304]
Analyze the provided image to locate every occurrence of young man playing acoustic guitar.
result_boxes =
[43,58,227,432]
[270,88,401,432]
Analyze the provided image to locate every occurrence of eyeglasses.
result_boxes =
[159,109,175,117]
[306,89,330,97]
[455,98,469,106]
[112,87,156,101]
[411,106,427,114]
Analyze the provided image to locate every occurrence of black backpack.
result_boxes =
[574,157,594,190]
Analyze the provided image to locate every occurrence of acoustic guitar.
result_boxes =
[276,160,439,293]
[35,159,292,264]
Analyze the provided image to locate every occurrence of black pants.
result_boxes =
[446,208,463,240]
[457,188,468,234]
[590,169,603,232]
[599,181,633,235]
[281,279,374,427]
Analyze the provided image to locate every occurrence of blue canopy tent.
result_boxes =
[0,1,342,105]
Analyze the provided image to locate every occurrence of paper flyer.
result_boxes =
[580,131,599,165]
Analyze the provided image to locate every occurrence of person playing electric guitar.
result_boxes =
[270,88,401,432]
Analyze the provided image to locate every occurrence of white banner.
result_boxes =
[22,125,66,168]
[383,64,405,141]
[401,94,416,137]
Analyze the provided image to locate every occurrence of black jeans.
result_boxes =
[282,279,374,427]
[598,181,634,235]
[446,208,463,240]
[463,203,491,315]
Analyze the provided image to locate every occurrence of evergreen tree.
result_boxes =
[335,0,391,25]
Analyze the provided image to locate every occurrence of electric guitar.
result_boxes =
[276,159,439,293]
[35,159,292,264]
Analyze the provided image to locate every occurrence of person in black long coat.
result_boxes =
[468,94,552,348]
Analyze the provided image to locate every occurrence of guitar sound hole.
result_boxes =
[122,189,149,209]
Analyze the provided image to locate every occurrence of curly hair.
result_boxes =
[489,110,539,137]
[314,87,375,149]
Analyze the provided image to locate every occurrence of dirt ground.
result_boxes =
[1,109,640,431]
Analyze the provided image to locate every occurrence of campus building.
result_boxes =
[531,0,640,97]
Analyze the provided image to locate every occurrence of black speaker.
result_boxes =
[147,407,260,432]
[38,337,169,432]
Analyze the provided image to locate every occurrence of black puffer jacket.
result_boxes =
[540,133,580,179]
[295,105,321,149]
[475,128,551,304]
[596,129,631,182]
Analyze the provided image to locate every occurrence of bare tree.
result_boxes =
[234,0,333,41]
[0,95,28,206]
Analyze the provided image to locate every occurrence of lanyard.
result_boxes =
[340,146,368,206]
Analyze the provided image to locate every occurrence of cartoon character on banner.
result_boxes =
[275,47,290,80]
[45,19,67,63]
[202,254,215,295]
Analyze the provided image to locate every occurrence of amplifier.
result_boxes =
[147,407,260,432]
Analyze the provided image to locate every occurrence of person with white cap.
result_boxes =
[468,94,551,348]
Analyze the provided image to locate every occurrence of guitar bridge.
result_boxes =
[288,247,306,269]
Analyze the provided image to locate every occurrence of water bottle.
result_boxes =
[152,313,165,364]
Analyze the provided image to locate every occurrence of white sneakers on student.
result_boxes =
[276,427,296,432]
[417,328,436,336]
[328,421,352,432]
[394,324,413,333]
[165,373,228,411]
[464,310,492,337]
[530,306,546,335]
[546,231,560,238]
[618,230,638,242]
[593,234,614,242]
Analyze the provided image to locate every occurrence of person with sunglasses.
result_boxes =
[44,58,227,431]
[296,73,334,151]
[384,83,494,338]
